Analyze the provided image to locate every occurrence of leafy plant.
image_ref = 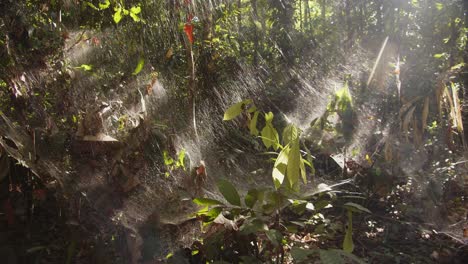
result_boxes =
[189,100,367,262]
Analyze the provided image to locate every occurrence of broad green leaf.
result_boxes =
[265,229,282,247]
[217,179,241,206]
[132,57,145,75]
[343,202,371,214]
[261,124,279,150]
[245,189,259,208]
[223,101,243,121]
[113,7,123,24]
[239,218,268,234]
[223,99,252,121]
[99,0,110,9]
[343,210,354,253]
[193,197,223,206]
[283,124,299,145]
[272,146,289,189]
[287,139,301,189]
[433,53,446,59]
[249,111,259,135]
[300,158,307,184]
[247,105,257,113]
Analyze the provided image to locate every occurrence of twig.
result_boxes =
[65,30,86,52]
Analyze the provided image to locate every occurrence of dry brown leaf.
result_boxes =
[451,83,463,133]
[413,117,422,146]
[421,97,429,133]
[399,96,421,119]
[435,80,445,118]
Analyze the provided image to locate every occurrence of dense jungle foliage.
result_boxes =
[0,0,467,263]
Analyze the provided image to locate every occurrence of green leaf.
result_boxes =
[343,202,371,214]
[193,197,223,206]
[176,149,186,169]
[265,229,282,247]
[300,158,307,184]
[99,0,110,9]
[75,64,93,71]
[132,57,145,75]
[283,124,299,145]
[129,6,141,22]
[217,179,241,206]
[272,146,289,189]
[261,124,279,150]
[113,7,123,24]
[130,5,141,14]
[239,218,268,234]
[163,150,174,166]
[264,112,274,123]
[343,210,354,253]
[85,2,100,10]
[245,189,259,208]
[247,105,257,113]
[287,139,300,189]
[435,2,443,10]
[433,53,446,59]
[223,99,252,121]
[451,63,465,70]
[249,111,259,136]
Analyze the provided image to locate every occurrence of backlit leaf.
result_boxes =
[193,198,223,206]
[287,139,301,189]
[132,57,145,75]
[273,146,289,189]
[223,99,252,121]
[249,111,259,135]
[261,124,279,150]
[113,7,123,24]
[99,0,110,9]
